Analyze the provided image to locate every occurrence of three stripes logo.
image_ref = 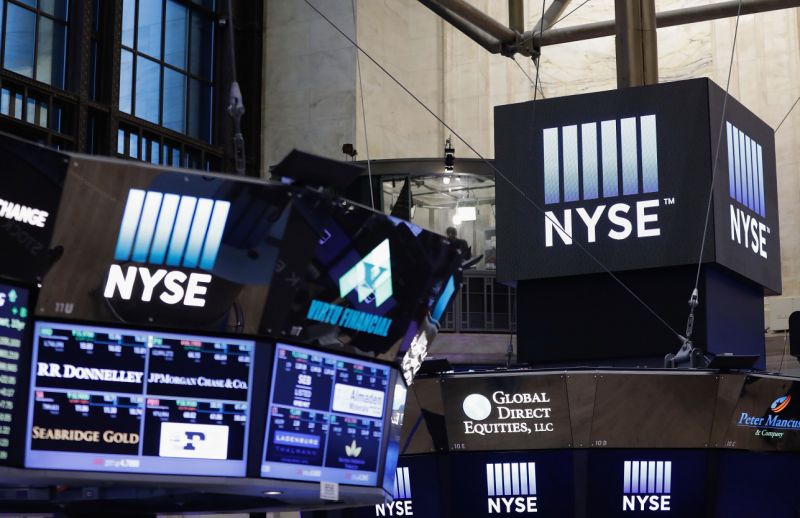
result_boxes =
[103,189,231,308]
[622,460,672,512]
[541,115,664,247]
[339,239,393,308]
[726,122,770,259]
[375,467,413,516]
[114,189,230,270]
[543,115,658,204]
[485,462,538,514]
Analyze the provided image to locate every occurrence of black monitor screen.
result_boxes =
[261,343,393,486]
[0,282,30,465]
[25,321,255,476]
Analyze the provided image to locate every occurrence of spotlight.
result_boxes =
[341,143,357,158]
[444,136,455,173]
[443,176,451,185]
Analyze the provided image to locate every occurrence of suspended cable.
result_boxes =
[546,0,592,31]
[513,57,545,98]
[303,0,683,340]
[350,0,375,209]
[693,1,742,295]
[775,93,800,134]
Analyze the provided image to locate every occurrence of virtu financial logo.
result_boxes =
[726,122,769,258]
[542,115,662,247]
[103,189,231,307]
[339,239,393,308]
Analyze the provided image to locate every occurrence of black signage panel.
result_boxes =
[260,201,461,360]
[709,81,782,293]
[587,450,710,517]
[25,321,256,476]
[448,450,574,518]
[721,375,800,451]
[0,135,67,283]
[0,282,30,465]
[260,343,400,487]
[441,373,571,451]
[495,78,780,292]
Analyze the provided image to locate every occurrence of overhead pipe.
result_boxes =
[508,0,525,33]
[434,0,517,42]
[418,0,504,54]
[532,0,800,47]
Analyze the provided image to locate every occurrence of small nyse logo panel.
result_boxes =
[441,374,571,452]
[448,451,574,517]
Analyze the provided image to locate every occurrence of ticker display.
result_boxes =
[0,283,29,464]
[261,343,392,486]
[25,322,255,476]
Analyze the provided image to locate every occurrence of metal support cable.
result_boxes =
[303,0,684,341]
[351,0,375,209]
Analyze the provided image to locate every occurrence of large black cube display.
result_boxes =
[495,78,780,364]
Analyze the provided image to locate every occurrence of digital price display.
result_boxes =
[25,322,255,476]
[261,343,392,486]
[0,283,29,464]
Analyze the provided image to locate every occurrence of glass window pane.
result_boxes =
[162,68,186,132]
[0,89,9,116]
[189,11,213,80]
[188,79,211,142]
[39,102,48,127]
[172,147,179,166]
[13,93,22,120]
[4,4,36,78]
[150,140,159,164]
[121,0,135,47]
[36,18,68,88]
[25,97,35,124]
[134,55,160,123]
[129,132,138,159]
[137,0,163,58]
[16,0,35,7]
[40,0,69,20]
[53,104,62,132]
[117,128,126,154]
[119,49,133,113]
[165,0,187,69]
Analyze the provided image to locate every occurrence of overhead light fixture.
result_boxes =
[264,490,283,496]
[456,206,477,222]
[443,175,451,185]
[444,136,455,173]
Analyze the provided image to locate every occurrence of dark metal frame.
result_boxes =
[0,0,263,175]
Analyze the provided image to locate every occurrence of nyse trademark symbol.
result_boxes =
[663,197,675,205]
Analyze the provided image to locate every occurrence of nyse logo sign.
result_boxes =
[486,462,538,513]
[542,115,663,247]
[375,467,413,516]
[103,189,230,307]
[726,122,769,258]
[622,460,671,512]
[339,239,393,308]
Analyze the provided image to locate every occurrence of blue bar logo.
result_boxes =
[543,115,658,205]
[114,189,230,271]
[726,121,765,217]
[622,460,672,512]
[485,462,538,513]
[339,239,393,308]
[393,466,412,500]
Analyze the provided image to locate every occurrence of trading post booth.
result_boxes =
[0,135,462,515]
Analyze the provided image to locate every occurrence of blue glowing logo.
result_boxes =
[543,115,658,205]
[393,467,411,500]
[339,239,392,307]
[771,395,791,413]
[624,460,671,495]
[114,189,230,270]
[726,121,765,217]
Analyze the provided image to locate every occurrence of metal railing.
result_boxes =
[439,270,516,333]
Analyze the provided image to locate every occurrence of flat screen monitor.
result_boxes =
[0,282,30,465]
[25,321,256,476]
[261,343,396,486]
